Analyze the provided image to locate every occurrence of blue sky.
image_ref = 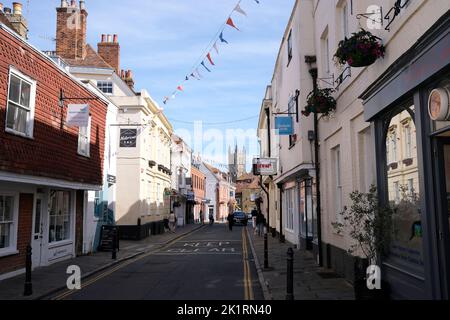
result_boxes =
[19,0,295,169]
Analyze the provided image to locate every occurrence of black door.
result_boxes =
[434,138,450,299]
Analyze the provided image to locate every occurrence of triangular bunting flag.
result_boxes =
[195,68,203,78]
[226,17,240,31]
[213,42,219,54]
[163,96,169,104]
[201,61,211,72]
[254,0,260,3]
[219,32,229,44]
[190,72,199,80]
[206,53,215,66]
[177,85,184,91]
[185,76,189,81]
[234,4,247,16]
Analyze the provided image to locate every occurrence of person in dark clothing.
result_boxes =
[227,212,234,231]
[251,208,258,233]
[256,211,265,237]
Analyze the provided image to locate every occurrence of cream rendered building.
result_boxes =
[113,90,173,228]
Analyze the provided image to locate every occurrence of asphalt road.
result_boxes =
[52,224,264,300]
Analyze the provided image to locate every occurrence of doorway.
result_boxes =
[434,138,450,298]
[31,194,45,268]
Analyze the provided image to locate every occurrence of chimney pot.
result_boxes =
[101,34,106,42]
[60,0,68,8]
[4,7,11,14]
[12,2,22,15]
[113,34,118,44]
[0,3,3,12]
[107,34,112,43]
[79,0,85,10]
[71,0,76,7]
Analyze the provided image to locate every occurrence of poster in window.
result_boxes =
[120,129,137,148]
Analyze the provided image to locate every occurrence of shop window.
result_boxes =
[0,195,16,252]
[285,187,295,231]
[5,68,36,138]
[333,146,343,222]
[383,105,424,276]
[49,191,71,243]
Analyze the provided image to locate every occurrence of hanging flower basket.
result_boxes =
[302,88,337,117]
[334,29,385,68]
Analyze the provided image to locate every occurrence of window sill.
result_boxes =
[77,152,91,159]
[5,128,34,140]
[0,249,19,258]
[48,240,73,249]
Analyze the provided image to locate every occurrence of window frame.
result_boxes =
[342,1,349,39]
[333,146,343,222]
[0,192,19,257]
[287,29,293,66]
[48,190,72,245]
[97,81,113,95]
[5,67,37,139]
[77,116,92,157]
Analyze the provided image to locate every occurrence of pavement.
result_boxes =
[246,227,355,300]
[47,224,263,300]
[0,223,203,300]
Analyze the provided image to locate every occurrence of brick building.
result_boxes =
[191,164,206,223]
[0,5,108,279]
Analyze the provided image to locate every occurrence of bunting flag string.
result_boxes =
[163,0,260,105]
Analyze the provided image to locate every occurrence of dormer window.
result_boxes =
[97,81,113,94]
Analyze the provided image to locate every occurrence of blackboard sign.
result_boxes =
[120,129,137,148]
[98,225,119,252]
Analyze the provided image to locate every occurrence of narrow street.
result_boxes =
[50,225,264,300]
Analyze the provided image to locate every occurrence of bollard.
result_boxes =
[112,228,117,260]
[24,245,32,296]
[286,248,294,300]
[264,233,269,269]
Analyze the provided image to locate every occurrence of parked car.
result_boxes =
[233,211,248,226]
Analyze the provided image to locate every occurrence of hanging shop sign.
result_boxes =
[120,129,137,148]
[253,158,278,176]
[66,104,89,127]
[428,88,450,121]
[107,175,116,184]
[275,117,294,135]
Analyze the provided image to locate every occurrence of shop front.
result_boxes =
[360,12,450,299]
[0,179,86,279]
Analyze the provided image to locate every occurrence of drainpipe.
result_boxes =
[309,67,323,267]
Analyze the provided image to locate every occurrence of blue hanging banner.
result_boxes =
[275,117,294,135]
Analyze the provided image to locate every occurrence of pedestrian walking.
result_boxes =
[169,212,177,233]
[209,212,214,226]
[227,212,234,231]
[251,208,258,234]
[256,211,265,237]
[200,210,204,225]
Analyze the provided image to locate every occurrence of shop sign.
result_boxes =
[120,129,137,148]
[253,158,278,176]
[275,116,294,135]
[66,104,89,127]
[428,87,450,121]
[107,175,116,184]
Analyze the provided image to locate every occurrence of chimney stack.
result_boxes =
[98,33,121,74]
[0,3,4,11]
[12,2,22,15]
[56,0,88,60]
[124,70,135,90]
[4,2,28,39]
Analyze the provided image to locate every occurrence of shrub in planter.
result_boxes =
[332,185,395,300]
[302,88,337,117]
[334,29,385,68]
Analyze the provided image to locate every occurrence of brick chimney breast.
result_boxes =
[55,0,87,60]
[97,34,120,74]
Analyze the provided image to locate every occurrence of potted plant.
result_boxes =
[302,88,337,117]
[332,185,394,300]
[334,29,386,68]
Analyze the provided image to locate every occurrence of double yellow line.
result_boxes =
[241,228,254,300]
[52,226,206,300]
